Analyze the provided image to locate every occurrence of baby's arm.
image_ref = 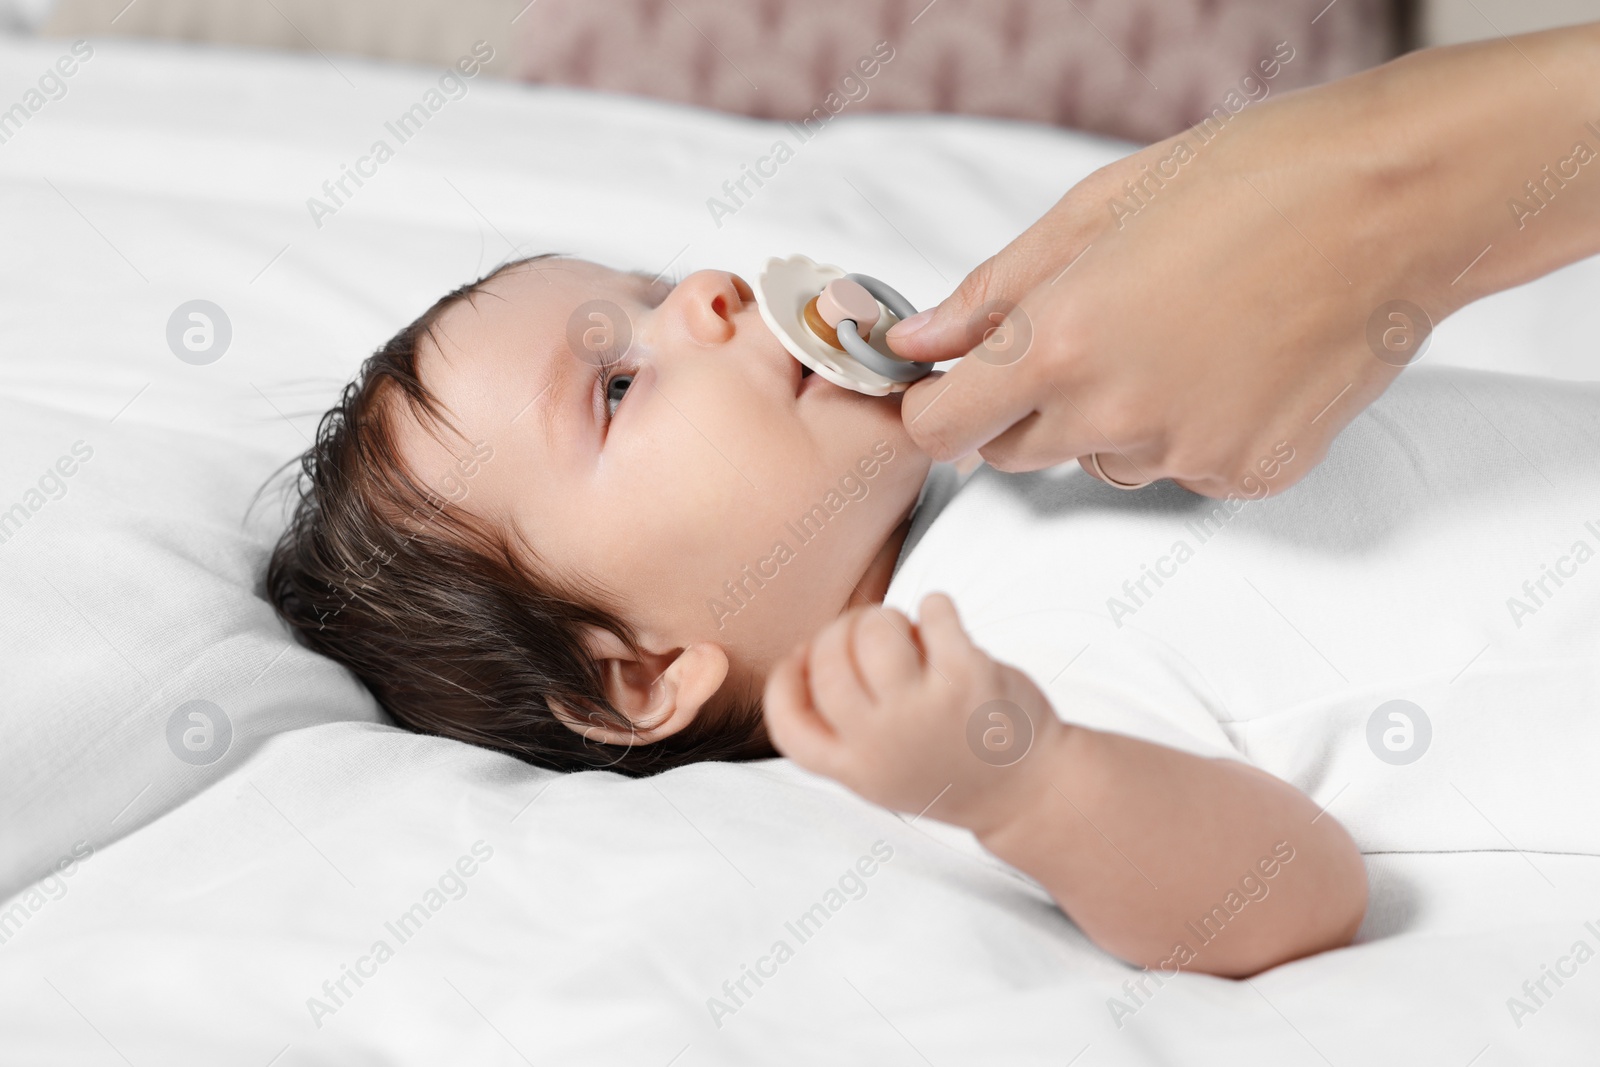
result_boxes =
[764,593,1367,978]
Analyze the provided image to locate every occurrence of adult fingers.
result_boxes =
[884,249,1022,365]
[898,357,1043,465]
[884,197,1084,365]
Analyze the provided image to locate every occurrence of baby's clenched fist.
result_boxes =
[763,592,1065,837]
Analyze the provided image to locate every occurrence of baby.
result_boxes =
[269,253,1598,979]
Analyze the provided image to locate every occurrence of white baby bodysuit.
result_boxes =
[883,366,1600,853]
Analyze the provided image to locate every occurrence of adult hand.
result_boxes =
[887,23,1600,498]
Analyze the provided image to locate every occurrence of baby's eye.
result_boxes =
[604,371,633,419]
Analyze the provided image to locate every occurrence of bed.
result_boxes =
[2,31,1599,1065]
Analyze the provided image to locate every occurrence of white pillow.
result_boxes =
[0,396,380,898]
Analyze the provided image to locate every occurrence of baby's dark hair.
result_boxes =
[264,255,772,776]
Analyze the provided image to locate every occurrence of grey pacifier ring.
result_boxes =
[833,273,934,384]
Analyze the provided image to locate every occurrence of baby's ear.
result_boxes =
[548,625,731,746]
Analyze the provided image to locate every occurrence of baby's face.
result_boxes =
[400,258,933,719]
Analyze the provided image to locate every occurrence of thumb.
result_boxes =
[884,208,1077,364]
[884,252,1018,364]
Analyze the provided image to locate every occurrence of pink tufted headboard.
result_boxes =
[513,0,1398,143]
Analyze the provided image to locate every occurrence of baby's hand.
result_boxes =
[763,592,1064,836]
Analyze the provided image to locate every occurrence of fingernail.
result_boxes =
[889,309,933,338]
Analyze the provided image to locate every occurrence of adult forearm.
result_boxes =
[975,726,1368,977]
[1373,22,1600,315]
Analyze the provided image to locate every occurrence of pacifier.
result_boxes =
[754,255,934,396]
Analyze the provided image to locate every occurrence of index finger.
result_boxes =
[897,300,1077,464]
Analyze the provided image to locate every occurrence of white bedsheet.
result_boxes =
[1,32,1598,1066]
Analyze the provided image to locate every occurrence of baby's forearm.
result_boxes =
[764,595,1367,975]
[972,725,1367,978]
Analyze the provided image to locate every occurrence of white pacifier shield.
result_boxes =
[755,254,910,396]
